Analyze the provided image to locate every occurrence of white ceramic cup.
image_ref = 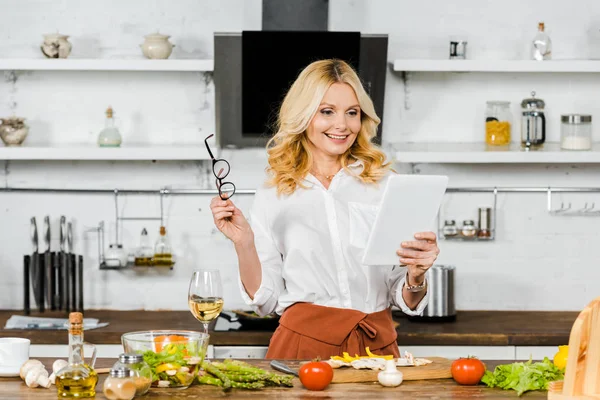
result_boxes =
[0,338,30,377]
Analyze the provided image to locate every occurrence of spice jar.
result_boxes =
[461,220,478,238]
[477,207,492,238]
[111,354,152,396]
[103,368,136,400]
[485,101,512,146]
[442,220,459,238]
[561,114,592,151]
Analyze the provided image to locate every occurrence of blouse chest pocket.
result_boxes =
[348,202,380,251]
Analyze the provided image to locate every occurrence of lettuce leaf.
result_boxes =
[480,357,564,396]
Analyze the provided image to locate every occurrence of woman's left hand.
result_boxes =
[396,231,439,283]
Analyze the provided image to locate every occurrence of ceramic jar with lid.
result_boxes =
[104,244,128,268]
[41,33,72,58]
[0,117,29,146]
[140,33,175,59]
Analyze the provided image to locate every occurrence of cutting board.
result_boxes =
[331,357,452,383]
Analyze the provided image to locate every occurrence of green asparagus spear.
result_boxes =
[198,375,223,386]
[202,361,232,390]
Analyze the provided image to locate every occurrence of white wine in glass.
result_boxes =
[188,270,223,333]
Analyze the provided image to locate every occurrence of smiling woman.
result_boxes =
[209,59,440,360]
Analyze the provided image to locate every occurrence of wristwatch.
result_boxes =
[404,274,427,293]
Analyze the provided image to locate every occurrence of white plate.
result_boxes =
[0,366,20,377]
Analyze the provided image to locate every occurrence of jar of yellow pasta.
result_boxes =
[485,101,512,146]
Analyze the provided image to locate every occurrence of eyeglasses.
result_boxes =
[205,134,236,200]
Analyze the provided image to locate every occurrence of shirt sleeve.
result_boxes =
[237,188,285,316]
[387,266,429,316]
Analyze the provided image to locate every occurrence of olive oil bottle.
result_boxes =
[153,226,173,267]
[55,312,98,398]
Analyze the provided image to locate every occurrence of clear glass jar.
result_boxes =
[561,114,592,151]
[442,220,459,237]
[103,368,136,400]
[485,101,512,146]
[111,354,152,396]
[461,220,478,238]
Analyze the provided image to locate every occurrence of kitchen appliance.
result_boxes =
[214,31,388,148]
[410,265,456,321]
[520,91,546,149]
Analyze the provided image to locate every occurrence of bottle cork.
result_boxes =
[69,312,83,324]
[105,106,114,118]
[160,226,166,236]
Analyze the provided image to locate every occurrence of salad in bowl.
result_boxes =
[122,330,209,388]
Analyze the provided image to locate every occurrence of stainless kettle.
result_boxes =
[410,265,456,321]
[520,91,546,148]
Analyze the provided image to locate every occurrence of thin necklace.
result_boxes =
[311,168,339,180]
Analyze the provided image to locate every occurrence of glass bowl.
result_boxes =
[121,330,209,389]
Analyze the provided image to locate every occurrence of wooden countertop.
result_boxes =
[0,358,548,399]
[0,310,577,346]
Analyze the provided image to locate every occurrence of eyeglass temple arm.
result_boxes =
[204,135,216,159]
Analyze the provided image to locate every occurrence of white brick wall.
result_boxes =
[1,0,599,312]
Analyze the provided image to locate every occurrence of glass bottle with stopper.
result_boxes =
[97,106,122,147]
[531,22,552,61]
[153,226,173,267]
[134,228,153,266]
[55,312,98,398]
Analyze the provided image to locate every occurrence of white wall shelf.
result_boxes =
[0,58,214,72]
[0,145,211,161]
[392,59,600,73]
[394,142,600,164]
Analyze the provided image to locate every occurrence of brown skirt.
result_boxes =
[265,303,400,360]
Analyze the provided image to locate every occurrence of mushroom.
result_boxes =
[49,359,68,385]
[178,366,190,373]
[20,359,44,380]
[186,356,202,365]
[25,367,51,388]
[165,369,177,376]
[157,380,171,388]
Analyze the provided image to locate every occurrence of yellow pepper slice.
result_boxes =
[365,346,394,360]
[156,363,181,373]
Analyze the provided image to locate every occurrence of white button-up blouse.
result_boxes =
[239,162,429,317]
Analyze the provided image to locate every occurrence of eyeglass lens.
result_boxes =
[213,160,230,179]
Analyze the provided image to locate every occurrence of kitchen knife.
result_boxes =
[67,222,76,311]
[29,217,39,310]
[30,217,45,313]
[23,255,30,315]
[44,216,53,311]
[269,360,299,377]
[60,216,70,313]
[77,254,84,312]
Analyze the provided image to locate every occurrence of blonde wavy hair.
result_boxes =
[265,59,392,195]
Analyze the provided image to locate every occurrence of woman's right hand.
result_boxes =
[209,196,253,245]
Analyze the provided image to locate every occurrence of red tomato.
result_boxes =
[451,357,486,385]
[299,361,334,391]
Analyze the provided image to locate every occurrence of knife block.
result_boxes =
[547,296,600,399]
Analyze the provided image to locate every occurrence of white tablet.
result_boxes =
[361,174,448,266]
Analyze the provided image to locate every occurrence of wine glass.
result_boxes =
[188,270,224,334]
